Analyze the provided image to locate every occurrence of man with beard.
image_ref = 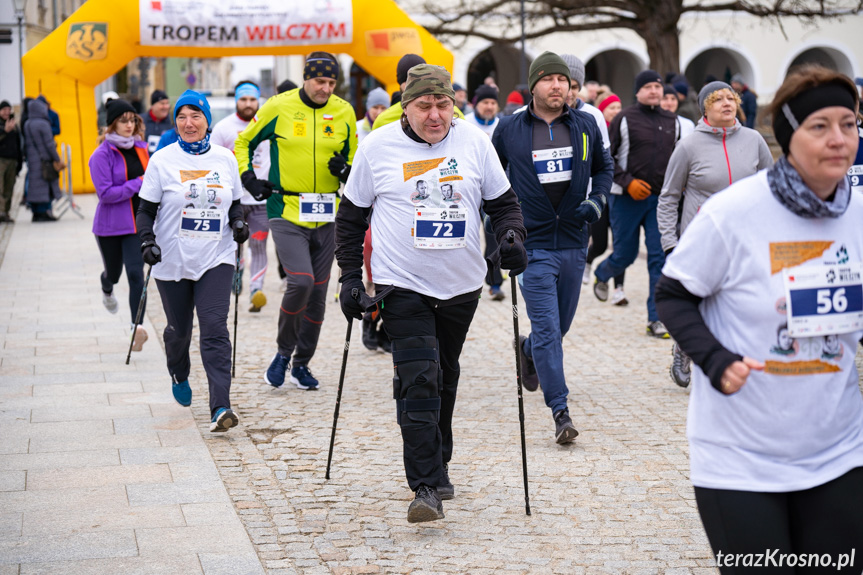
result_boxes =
[492,52,614,445]
[211,81,272,312]
[236,52,357,391]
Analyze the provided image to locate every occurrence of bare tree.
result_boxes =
[421,0,862,75]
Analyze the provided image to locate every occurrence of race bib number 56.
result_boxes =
[784,262,863,337]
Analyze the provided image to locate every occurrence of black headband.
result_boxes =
[303,58,339,82]
[773,81,857,155]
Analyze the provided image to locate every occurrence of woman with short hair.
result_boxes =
[136,90,248,433]
[89,99,150,350]
[657,81,774,388]
[656,65,863,570]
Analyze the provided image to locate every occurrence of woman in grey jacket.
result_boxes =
[23,97,64,221]
[657,81,773,387]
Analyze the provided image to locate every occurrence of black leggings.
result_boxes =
[695,467,863,574]
[95,234,145,324]
[586,206,624,287]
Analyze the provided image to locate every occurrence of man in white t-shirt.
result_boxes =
[210,81,272,312]
[334,64,527,523]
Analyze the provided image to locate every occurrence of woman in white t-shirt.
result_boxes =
[136,90,248,433]
[655,66,863,571]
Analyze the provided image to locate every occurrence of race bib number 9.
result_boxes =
[533,147,573,184]
[299,193,335,222]
[413,208,467,249]
[179,209,222,240]
[784,262,863,337]
[849,164,863,194]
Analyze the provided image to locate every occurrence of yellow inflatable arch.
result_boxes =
[22,0,453,192]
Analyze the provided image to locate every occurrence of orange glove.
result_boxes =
[627,178,652,200]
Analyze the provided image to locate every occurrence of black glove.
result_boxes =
[241,170,274,202]
[664,247,674,257]
[573,197,604,228]
[232,219,249,244]
[141,241,162,266]
[338,275,375,321]
[499,230,528,276]
[328,152,351,183]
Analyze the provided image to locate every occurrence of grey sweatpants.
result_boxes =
[242,204,269,295]
[269,219,334,365]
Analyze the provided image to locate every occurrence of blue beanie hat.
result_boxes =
[174,89,212,127]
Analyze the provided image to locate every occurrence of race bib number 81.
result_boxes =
[784,262,863,337]
[413,208,467,249]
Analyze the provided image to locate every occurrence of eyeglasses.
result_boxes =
[116,117,136,124]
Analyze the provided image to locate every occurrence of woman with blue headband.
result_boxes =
[135,89,250,433]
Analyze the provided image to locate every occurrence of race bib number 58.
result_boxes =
[784,262,863,337]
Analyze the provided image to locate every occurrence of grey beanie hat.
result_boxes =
[366,87,390,110]
[697,81,733,114]
[560,54,586,89]
[731,74,746,86]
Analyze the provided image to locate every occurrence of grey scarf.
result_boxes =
[767,156,850,218]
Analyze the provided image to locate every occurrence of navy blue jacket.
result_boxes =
[492,106,613,250]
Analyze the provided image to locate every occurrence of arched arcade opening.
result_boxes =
[585,49,645,106]
[466,44,530,105]
[684,47,756,93]
[786,46,854,77]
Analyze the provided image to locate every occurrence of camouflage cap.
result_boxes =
[400,64,455,107]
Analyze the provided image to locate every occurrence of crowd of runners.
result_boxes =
[6,44,861,571]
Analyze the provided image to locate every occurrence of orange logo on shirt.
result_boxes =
[769,241,833,275]
[403,158,446,182]
[763,359,841,375]
[179,170,211,183]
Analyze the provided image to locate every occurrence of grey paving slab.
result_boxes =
[0,565,18,575]
[199,552,268,575]
[0,530,138,563]
[0,472,25,492]
[0,450,120,471]
[0,195,263,575]
[25,464,171,490]
[21,505,186,536]
[135,524,255,556]
[18,556,203,575]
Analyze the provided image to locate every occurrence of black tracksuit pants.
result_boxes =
[155,263,233,419]
[380,287,479,491]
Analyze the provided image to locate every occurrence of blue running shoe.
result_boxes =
[290,365,319,390]
[210,408,238,432]
[172,379,192,407]
[264,353,290,388]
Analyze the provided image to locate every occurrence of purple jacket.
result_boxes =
[89,139,149,236]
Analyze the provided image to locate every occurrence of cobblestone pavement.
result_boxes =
[144,234,720,575]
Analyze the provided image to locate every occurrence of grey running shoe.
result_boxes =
[647,320,671,339]
[593,279,609,302]
[554,409,579,445]
[407,484,444,523]
[438,463,454,501]
[670,343,691,388]
[102,292,119,314]
[611,286,628,306]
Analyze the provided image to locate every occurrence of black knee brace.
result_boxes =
[391,336,442,425]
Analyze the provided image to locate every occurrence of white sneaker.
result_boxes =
[131,325,148,352]
[280,277,288,292]
[102,292,119,314]
[582,266,591,285]
[611,287,628,306]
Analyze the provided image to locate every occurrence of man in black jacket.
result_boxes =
[0,101,22,223]
[492,52,613,445]
[593,69,679,338]
[335,64,527,523]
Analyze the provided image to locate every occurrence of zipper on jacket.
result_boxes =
[722,129,732,185]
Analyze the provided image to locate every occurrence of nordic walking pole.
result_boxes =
[506,230,531,515]
[126,248,159,365]
[231,220,245,378]
[326,288,356,480]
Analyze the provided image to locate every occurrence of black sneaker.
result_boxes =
[407,484,444,523]
[438,463,454,501]
[361,315,378,351]
[514,335,540,392]
[553,409,579,445]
